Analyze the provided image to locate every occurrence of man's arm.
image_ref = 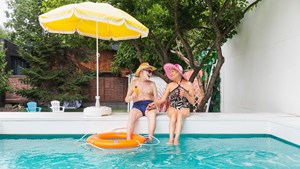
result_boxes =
[125,79,137,103]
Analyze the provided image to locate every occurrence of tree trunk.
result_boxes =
[198,55,224,112]
[198,37,224,112]
[0,93,5,107]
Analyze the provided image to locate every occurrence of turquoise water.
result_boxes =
[1,134,300,168]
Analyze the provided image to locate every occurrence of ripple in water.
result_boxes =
[0,135,300,168]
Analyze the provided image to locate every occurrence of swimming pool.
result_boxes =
[1,134,300,168]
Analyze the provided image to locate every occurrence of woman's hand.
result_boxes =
[146,102,156,110]
[179,88,189,97]
[154,99,162,106]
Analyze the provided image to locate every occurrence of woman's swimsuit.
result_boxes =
[169,79,190,110]
[132,100,153,116]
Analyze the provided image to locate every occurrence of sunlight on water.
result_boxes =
[0,135,300,168]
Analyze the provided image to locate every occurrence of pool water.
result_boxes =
[1,134,300,168]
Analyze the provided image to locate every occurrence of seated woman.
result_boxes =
[155,63,194,145]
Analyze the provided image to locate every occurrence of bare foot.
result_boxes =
[167,140,173,145]
[145,136,153,143]
[174,139,179,145]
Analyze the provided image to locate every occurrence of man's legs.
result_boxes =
[145,109,157,142]
[127,108,142,140]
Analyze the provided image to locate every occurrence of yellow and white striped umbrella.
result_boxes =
[39,2,148,108]
[39,2,148,40]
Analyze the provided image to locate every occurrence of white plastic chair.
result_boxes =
[50,100,65,112]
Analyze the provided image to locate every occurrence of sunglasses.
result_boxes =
[143,69,153,74]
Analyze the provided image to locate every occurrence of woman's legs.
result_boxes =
[167,107,178,144]
[174,109,190,145]
[127,108,142,140]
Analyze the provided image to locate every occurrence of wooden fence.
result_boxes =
[4,76,128,104]
[85,77,128,102]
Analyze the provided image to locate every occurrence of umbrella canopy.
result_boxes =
[39,2,148,108]
[39,2,148,40]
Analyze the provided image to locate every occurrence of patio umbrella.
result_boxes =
[39,2,148,112]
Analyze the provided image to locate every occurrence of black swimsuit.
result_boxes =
[169,79,190,110]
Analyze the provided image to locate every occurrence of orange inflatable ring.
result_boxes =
[86,132,146,149]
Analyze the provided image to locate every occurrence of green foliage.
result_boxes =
[198,50,220,112]
[4,0,260,109]
[6,0,95,104]
[110,42,139,73]
[0,27,10,40]
[199,50,217,77]
[110,0,181,73]
[109,0,258,111]
[0,46,12,94]
[111,40,167,74]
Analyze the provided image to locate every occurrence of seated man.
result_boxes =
[125,62,158,142]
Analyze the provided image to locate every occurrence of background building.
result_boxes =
[0,38,29,105]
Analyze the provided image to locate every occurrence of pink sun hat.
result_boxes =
[163,63,187,81]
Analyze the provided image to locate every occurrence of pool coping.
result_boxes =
[1,112,300,145]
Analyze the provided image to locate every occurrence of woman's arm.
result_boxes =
[183,82,195,105]
[155,83,171,105]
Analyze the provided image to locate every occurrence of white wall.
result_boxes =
[222,0,300,114]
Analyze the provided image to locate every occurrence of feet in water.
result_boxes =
[145,136,153,143]
[174,139,179,145]
[167,139,173,145]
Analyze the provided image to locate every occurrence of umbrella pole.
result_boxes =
[95,22,100,108]
[83,21,112,116]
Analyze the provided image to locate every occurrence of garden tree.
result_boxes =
[0,22,12,106]
[6,0,96,104]
[0,26,10,40]
[110,0,177,80]
[0,27,11,94]
[110,0,262,111]
[0,46,12,95]
[192,0,262,111]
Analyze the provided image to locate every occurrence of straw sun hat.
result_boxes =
[163,63,187,80]
[135,62,157,77]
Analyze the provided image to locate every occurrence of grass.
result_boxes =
[64,108,126,112]
[11,105,127,112]
[112,109,127,113]
[45,107,127,112]
[0,102,127,112]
